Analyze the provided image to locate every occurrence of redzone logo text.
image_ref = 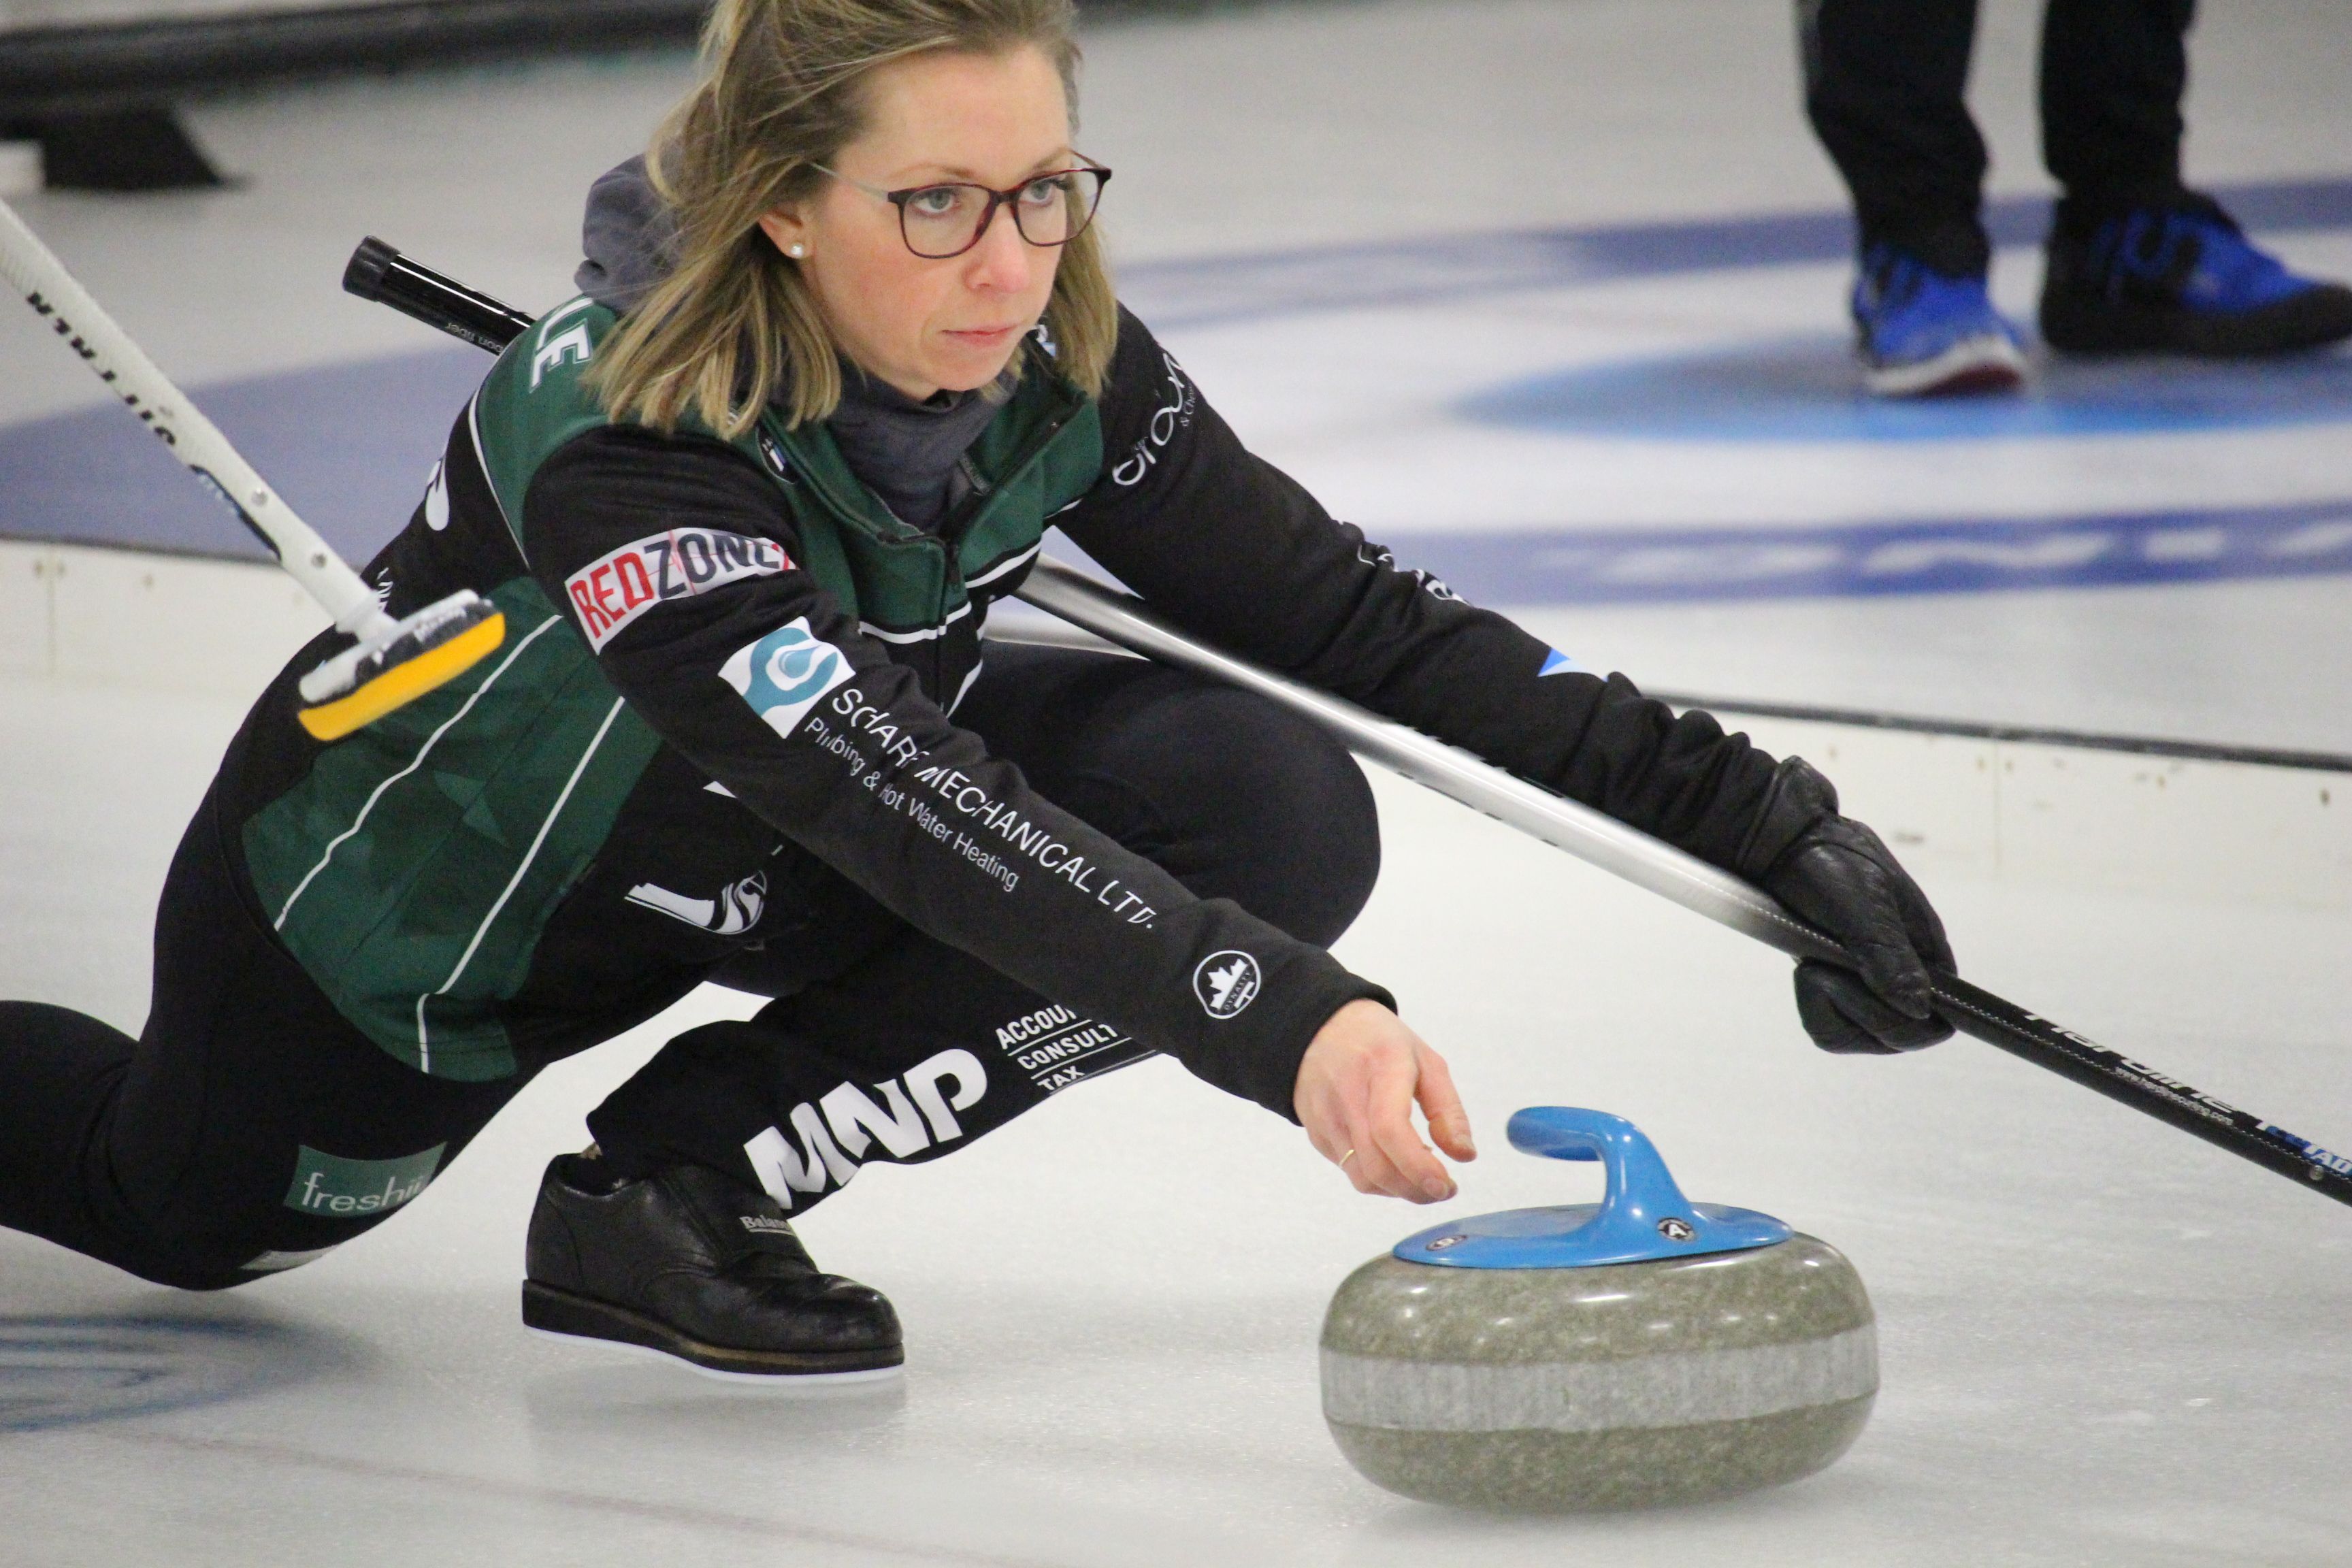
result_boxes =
[566,529,792,651]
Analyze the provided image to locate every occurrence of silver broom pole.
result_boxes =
[338,237,2352,1212]
[1012,557,2352,1211]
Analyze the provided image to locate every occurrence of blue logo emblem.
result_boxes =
[753,625,839,705]
[720,618,853,739]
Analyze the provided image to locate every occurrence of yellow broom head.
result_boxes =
[298,598,506,741]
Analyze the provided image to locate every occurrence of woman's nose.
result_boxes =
[963,206,1037,293]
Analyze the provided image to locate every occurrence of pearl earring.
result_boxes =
[787,243,807,258]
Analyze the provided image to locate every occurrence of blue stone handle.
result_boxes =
[1393,1107,1793,1267]
[1505,1107,1701,1250]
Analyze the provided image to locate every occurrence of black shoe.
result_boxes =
[2040,197,2352,357]
[523,1154,903,1377]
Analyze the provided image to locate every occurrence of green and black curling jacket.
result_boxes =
[212,299,1803,1119]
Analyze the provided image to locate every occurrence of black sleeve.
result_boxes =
[518,423,1387,1118]
[1059,308,1812,877]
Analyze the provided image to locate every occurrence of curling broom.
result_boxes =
[0,198,502,740]
[344,236,2352,1213]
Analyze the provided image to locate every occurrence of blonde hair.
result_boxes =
[587,0,1116,436]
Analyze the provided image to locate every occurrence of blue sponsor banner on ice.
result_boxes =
[1384,500,2352,605]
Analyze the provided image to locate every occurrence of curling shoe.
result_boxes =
[523,1153,902,1377]
[2040,197,2352,357]
[1850,244,2029,397]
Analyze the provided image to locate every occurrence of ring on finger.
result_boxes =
[1339,1148,1356,1167]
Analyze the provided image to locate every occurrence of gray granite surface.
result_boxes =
[1320,1235,1876,1509]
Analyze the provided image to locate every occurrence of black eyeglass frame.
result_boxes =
[813,160,1113,259]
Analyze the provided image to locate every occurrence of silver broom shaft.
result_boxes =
[1012,556,2352,1209]
[333,236,2352,1209]
[1014,557,1845,966]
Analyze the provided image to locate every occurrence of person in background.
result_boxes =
[1799,0,2352,396]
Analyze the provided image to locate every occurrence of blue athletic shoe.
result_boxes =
[1850,245,2029,397]
[2040,199,2352,357]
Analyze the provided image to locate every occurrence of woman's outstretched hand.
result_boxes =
[1294,999,1477,1202]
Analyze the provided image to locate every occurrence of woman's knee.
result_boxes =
[1120,683,1382,947]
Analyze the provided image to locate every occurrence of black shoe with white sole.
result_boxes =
[523,1154,902,1377]
[2040,198,2352,357]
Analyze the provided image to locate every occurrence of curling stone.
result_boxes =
[1320,1107,1875,1511]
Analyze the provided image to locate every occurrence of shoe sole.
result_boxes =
[1863,332,2029,397]
[522,1326,906,1386]
[521,1279,906,1378]
[2042,287,2352,357]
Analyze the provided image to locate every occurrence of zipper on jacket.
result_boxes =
[943,416,1069,549]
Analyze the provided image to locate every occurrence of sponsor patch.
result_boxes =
[1193,950,1262,1019]
[282,1143,445,1219]
[992,1003,1148,1092]
[721,617,856,741]
[756,427,796,483]
[1356,540,1462,602]
[625,870,767,935]
[742,1048,990,1211]
[529,298,597,391]
[565,529,793,651]
[1111,349,1196,487]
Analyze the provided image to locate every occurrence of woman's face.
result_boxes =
[762,46,1074,402]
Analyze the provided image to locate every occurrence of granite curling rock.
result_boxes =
[1320,1107,1876,1510]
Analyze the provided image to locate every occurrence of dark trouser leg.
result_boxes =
[2042,0,2195,233]
[2036,0,2351,353]
[0,789,525,1288]
[1800,0,1991,275]
[588,934,1061,1213]
[950,642,1381,947]
[0,1003,138,1258]
[588,645,1383,1212]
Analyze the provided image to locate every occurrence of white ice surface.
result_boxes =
[5,0,2351,424]
[1507,576,2352,755]
[6,0,2352,1559]
[7,1,2351,749]
[3,672,2351,1566]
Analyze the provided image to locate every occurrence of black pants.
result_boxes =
[0,647,1379,1289]
[1800,0,2196,275]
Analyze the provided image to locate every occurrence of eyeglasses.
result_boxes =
[813,161,1111,260]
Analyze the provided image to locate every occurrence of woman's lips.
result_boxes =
[944,324,1023,346]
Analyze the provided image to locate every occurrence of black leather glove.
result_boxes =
[1740,757,1956,1055]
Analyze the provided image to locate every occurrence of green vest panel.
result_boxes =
[243,297,1104,1081]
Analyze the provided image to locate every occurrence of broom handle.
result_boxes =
[0,197,393,638]
[1013,559,2352,1211]
[348,237,2352,1213]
